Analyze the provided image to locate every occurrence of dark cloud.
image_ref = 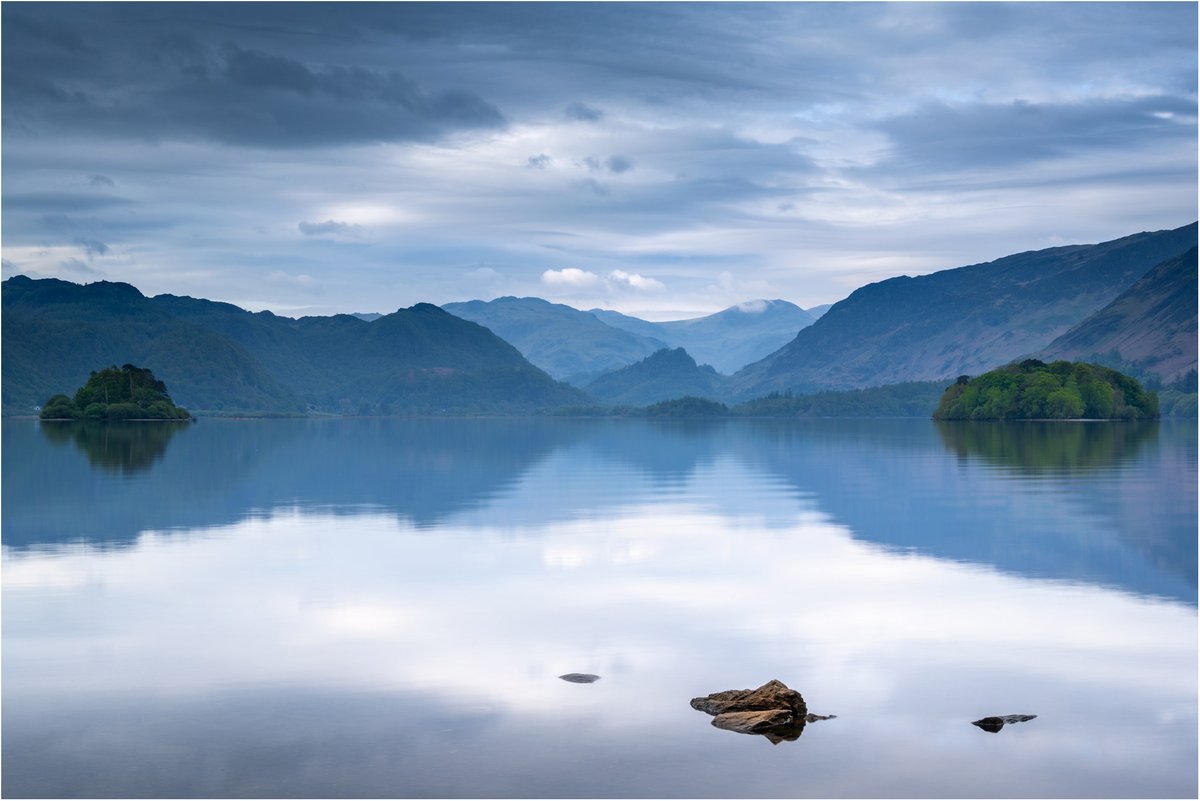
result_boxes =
[298,220,363,238]
[605,155,634,174]
[2,20,507,149]
[564,102,603,122]
[3,12,91,55]
[582,155,635,175]
[874,96,1197,173]
[0,3,1193,313]
[224,44,318,94]
[6,192,133,212]
[74,238,109,258]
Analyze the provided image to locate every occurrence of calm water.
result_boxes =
[3,418,1196,798]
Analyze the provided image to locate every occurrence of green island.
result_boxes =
[39,364,192,421]
[933,359,1158,421]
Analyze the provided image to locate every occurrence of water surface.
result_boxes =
[3,418,1195,798]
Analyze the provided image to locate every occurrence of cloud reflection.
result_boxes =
[3,489,1195,796]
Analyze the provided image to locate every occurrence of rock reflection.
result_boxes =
[40,420,189,474]
[972,714,1037,733]
[935,420,1159,474]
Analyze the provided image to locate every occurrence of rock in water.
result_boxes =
[972,714,1037,733]
[559,673,600,683]
[712,709,795,733]
[711,709,807,743]
[689,679,808,717]
[691,680,826,744]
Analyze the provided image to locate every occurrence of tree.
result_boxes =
[42,364,191,422]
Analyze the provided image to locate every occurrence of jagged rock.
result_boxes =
[558,673,600,683]
[689,679,808,717]
[972,714,1037,733]
[805,713,837,722]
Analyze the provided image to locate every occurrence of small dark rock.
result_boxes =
[559,673,600,683]
[805,713,837,723]
[972,714,1037,733]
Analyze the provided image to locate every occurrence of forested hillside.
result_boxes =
[3,277,585,415]
[730,223,1197,397]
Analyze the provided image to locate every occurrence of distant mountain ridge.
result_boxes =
[1037,247,1197,383]
[3,277,584,415]
[729,223,1198,397]
[441,296,666,383]
[590,299,815,374]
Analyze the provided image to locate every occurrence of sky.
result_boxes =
[2,2,1196,319]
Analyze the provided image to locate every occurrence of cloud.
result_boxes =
[873,96,1197,173]
[526,154,552,170]
[582,155,635,174]
[736,299,770,313]
[268,270,315,285]
[87,174,115,187]
[541,267,602,289]
[6,192,132,212]
[564,102,603,122]
[605,155,634,174]
[58,257,100,277]
[2,259,19,277]
[298,219,364,238]
[607,269,664,292]
[224,44,318,94]
[541,268,665,295]
[2,32,507,149]
[74,237,109,259]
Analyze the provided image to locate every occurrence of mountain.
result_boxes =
[1037,247,1197,383]
[3,277,585,415]
[2,276,304,415]
[442,297,667,383]
[584,348,726,407]
[590,299,815,374]
[729,223,1198,397]
[350,312,383,322]
[805,304,833,320]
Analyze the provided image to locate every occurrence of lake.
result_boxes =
[2,417,1196,798]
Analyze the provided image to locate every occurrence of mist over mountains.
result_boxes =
[3,222,1195,416]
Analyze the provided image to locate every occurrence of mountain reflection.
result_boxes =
[4,418,1195,603]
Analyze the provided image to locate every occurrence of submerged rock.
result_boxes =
[690,679,808,717]
[972,714,1037,733]
[559,673,600,684]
